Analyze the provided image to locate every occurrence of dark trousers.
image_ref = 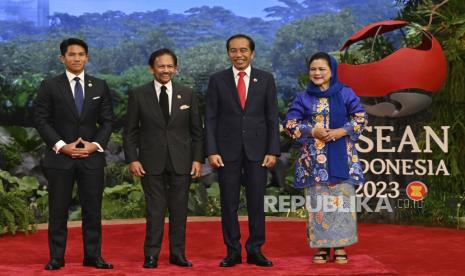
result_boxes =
[217,150,267,255]
[45,160,104,259]
[141,156,190,258]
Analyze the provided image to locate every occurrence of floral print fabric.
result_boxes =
[305,183,357,248]
[285,87,367,188]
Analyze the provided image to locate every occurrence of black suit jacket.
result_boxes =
[205,67,280,162]
[34,73,114,169]
[123,82,203,175]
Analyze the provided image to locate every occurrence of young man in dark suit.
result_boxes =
[123,48,203,269]
[205,34,280,267]
[34,38,114,270]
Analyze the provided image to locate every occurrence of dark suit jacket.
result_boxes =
[34,73,114,169]
[205,67,280,162]
[123,82,203,175]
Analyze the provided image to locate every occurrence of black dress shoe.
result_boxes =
[247,252,273,267]
[219,253,242,267]
[169,255,193,267]
[143,256,158,268]
[83,256,114,269]
[44,258,65,270]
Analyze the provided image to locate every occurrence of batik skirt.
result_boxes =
[305,182,358,248]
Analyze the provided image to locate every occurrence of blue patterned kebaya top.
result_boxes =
[284,87,368,188]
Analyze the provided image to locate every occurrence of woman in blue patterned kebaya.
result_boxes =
[284,52,367,264]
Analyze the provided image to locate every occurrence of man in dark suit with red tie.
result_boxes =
[34,38,114,270]
[205,34,280,267]
[123,48,203,269]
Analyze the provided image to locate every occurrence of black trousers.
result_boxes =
[141,156,190,258]
[217,150,267,255]
[45,160,104,259]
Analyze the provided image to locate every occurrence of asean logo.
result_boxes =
[339,20,447,118]
[406,181,428,201]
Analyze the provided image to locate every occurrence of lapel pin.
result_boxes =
[253,78,258,82]
[88,81,92,88]
[177,95,182,99]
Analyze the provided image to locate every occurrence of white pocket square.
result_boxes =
[92,96,100,100]
[180,105,190,110]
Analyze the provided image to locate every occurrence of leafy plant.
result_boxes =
[0,142,22,171]
[394,0,465,225]
[0,126,43,153]
[104,162,134,187]
[0,73,44,127]
[0,170,39,235]
[101,182,145,219]
[0,170,40,194]
[339,24,423,65]
[0,190,36,235]
[188,182,224,216]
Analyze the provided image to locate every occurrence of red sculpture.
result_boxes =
[338,20,447,117]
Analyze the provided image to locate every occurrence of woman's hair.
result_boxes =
[307,52,332,70]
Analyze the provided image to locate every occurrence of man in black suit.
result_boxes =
[123,48,203,269]
[205,34,280,267]
[34,38,114,270]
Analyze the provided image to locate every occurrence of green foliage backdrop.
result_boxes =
[1,0,464,233]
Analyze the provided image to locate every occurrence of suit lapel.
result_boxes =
[244,67,259,111]
[58,73,79,119]
[223,68,242,110]
[143,82,165,126]
[79,74,94,120]
[168,83,183,126]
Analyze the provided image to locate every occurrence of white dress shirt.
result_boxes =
[53,70,103,154]
[232,65,252,98]
[154,79,173,114]
[66,70,85,98]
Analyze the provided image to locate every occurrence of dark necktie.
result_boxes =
[73,77,84,115]
[237,71,246,109]
[159,85,169,123]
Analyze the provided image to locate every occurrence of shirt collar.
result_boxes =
[66,70,85,82]
[232,65,251,77]
[154,79,173,93]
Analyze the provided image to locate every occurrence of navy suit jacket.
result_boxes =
[34,73,114,169]
[205,67,280,162]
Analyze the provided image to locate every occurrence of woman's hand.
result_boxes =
[312,127,329,141]
[321,128,347,143]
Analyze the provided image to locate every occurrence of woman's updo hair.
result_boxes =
[307,52,332,70]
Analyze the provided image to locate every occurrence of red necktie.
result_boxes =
[237,71,246,109]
